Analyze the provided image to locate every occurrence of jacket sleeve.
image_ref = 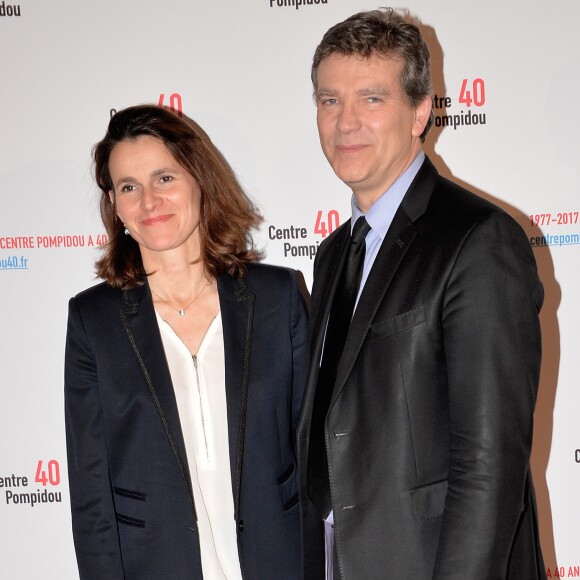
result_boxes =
[64,297,125,579]
[433,212,543,578]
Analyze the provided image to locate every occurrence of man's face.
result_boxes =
[315,53,431,209]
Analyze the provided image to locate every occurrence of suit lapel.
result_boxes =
[119,282,195,513]
[329,158,439,407]
[218,273,255,521]
[330,209,417,406]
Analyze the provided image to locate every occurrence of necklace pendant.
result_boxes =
[178,309,186,317]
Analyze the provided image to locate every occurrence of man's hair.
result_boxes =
[93,104,262,289]
[312,7,433,140]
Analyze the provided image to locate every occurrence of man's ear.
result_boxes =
[412,94,433,138]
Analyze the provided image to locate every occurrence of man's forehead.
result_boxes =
[318,52,403,74]
[316,53,404,89]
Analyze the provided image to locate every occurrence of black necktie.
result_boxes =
[308,216,371,518]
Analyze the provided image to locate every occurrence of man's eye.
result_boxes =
[120,185,136,193]
[366,97,381,103]
[160,175,173,183]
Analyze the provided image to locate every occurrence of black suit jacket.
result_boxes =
[297,157,546,579]
[65,263,312,579]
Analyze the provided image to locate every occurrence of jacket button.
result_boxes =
[238,520,244,532]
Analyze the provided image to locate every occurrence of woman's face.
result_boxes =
[108,135,202,259]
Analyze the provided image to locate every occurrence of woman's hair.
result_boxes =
[93,104,263,288]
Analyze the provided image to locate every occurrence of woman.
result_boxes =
[65,105,310,579]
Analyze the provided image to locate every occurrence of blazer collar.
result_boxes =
[119,274,255,521]
[399,155,438,222]
[120,281,196,515]
[217,273,255,520]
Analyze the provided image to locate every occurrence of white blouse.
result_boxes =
[155,311,243,580]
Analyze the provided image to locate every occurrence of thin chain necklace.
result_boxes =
[151,280,213,317]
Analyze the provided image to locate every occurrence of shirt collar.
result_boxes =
[351,150,425,239]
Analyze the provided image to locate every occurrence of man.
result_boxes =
[297,8,545,580]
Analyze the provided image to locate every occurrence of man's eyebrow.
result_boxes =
[356,87,389,96]
[315,87,390,99]
[315,88,338,99]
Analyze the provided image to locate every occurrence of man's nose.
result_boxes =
[336,102,362,133]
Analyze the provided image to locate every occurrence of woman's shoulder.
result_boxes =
[243,262,299,289]
[73,280,117,299]
[242,263,310,311]
[217,263,303,301]
[69,280,123,314]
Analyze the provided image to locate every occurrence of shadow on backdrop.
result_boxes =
[419,17,560,573]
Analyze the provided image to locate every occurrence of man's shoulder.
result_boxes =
[434,176,517,226]
[417,158,499,215]
[413,159,513,228]
[413,172,532,260]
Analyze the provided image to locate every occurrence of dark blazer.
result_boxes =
[297,157,546,580]
[65,263,311,580]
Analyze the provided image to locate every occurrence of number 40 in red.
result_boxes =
[35,460,61,486]
[158,93,183,116]
[314,210,340,238]
[458,78,486,107]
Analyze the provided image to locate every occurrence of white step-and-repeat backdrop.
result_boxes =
[1,1,578,577]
